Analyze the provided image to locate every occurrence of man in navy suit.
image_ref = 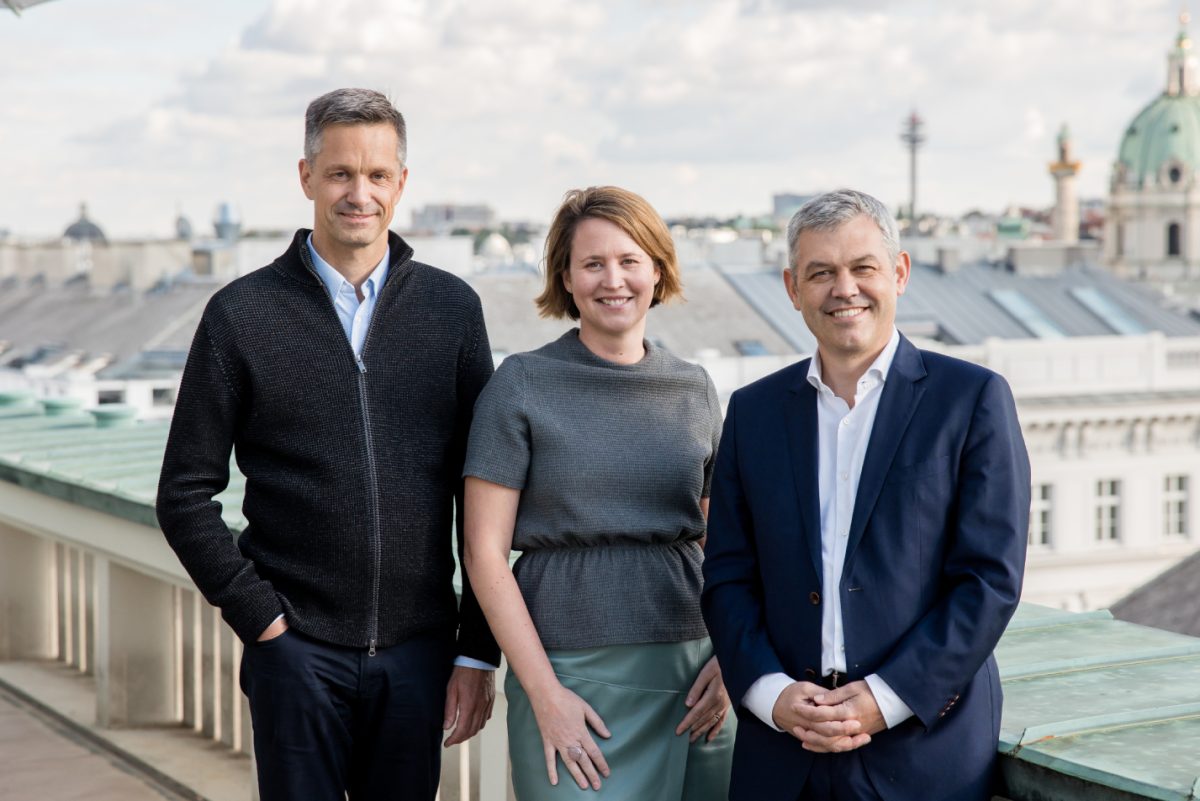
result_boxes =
[702,189,1029,801]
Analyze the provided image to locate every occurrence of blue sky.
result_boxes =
[0,0,1182,238]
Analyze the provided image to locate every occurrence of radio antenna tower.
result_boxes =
[900,110,926,228]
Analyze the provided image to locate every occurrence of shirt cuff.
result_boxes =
[742,672,794,732]
[864,673,914,729]
[454,655,499,671]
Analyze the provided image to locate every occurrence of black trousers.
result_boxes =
[240,627,454,801]
[798,750,885,801]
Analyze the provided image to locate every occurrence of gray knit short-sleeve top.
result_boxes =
[464,329,722,650]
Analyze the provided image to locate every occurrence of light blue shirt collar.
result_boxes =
[306,234,390,302]
[306,234,390,359]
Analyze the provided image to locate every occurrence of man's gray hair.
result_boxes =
[304,88,407,165]
[786,189,900,271]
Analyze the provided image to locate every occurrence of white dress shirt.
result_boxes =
[742,328,913,730]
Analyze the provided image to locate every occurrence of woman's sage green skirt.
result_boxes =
[505,638,734,800]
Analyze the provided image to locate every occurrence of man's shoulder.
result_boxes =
[405,260,480,302]
[913,345,1001,389]
[734,357,810,400]
[204,232,305,312]
[203,261,294,321]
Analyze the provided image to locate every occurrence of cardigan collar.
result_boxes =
[275,228,416,288]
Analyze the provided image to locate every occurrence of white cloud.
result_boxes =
[0,0,1187,237]
[1025,107,1048,142]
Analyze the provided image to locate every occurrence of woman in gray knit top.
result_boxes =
[464,186,733,799]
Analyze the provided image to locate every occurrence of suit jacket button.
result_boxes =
[804,668,817,679]
[809,591,820,605]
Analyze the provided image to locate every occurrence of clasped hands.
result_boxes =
[771,679,885,753]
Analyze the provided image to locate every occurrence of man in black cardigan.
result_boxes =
[156,88,499,801]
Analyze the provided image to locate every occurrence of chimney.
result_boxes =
[936,247,960,274]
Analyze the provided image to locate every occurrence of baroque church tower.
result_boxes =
[1106,12,1200,293]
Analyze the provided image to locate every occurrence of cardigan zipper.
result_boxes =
[356,354,382,657]
[300,243,390,657]
[354,259,395,659]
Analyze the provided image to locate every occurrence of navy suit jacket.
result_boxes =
[702,335,1029,801]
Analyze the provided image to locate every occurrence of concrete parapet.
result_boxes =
[96,559,176,727]
[0,523,55,660]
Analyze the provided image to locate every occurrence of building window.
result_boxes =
[1165,475,1190,538]
[1028,483,1053,548]
[1116,223,1124,257]
[151,387,176,407]
[1168,222,1182,257]
[1095,479,1121,542]
[97,389,125,405]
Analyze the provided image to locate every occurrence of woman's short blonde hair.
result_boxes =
[536,186,683,320]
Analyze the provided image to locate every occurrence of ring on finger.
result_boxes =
[566,744,585,761]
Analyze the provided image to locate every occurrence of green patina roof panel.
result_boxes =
[0,408,245,531]
[1117,93,1200,185]
[998,617,1200,680]
[997,605,1200,799]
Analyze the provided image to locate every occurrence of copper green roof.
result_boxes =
[1116,93,1200,188]
[0,402,244,531]
[997,604,1200,799]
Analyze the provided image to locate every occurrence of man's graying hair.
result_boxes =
[786,189,901,272]
[304,88,407,165]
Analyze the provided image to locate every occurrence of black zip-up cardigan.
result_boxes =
[156,229,500,663]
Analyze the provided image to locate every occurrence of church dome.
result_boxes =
[1114,13,1200,191]
[1115,94,1200,189]
[63,203,106,244]
[479,232,513,260]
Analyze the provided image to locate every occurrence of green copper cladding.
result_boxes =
[997,604,1200,800]
[0,407,246,532]
[1116,93,1200,189]
[1113,10,1200,192]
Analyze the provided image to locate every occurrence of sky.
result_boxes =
[0,0,1184,239]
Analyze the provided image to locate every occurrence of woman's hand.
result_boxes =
[532,683,612,791]
[675,655,730,743]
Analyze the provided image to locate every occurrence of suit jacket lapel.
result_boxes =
[844,336,928,566]
[785,362,824,580]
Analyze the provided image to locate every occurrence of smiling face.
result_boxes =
[564,216,661,354]
[299,122,407,265]
[784,213,910,369]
